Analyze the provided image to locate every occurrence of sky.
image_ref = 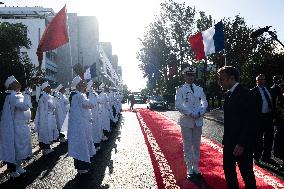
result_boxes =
[2,0,284,91]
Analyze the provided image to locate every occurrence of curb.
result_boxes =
[204,116,224,124]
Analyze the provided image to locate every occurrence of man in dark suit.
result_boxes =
[217,66,256,189]
[251,74,275,164]
[271,75,283,115]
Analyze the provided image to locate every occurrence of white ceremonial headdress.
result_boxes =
[55,84,63,92]
[86,80,93,92]
[4,75,18,88]
[99,83,105,89]
[40,81,50,90]
[71,75,82,88]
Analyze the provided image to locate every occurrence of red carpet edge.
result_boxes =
[136,109,284,189]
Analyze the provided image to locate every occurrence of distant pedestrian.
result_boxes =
[217,66,256,189]
[0,76,32,178]
[129,93,135,110]
[175,66,208,179]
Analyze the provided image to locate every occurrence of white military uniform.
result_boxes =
[175,83,208,174]
[34,91,59,145]
[98,90,111,132]
[54,91,69,132]
[68,90,96,163]
[87,83,103,145]
[0,90,32,164]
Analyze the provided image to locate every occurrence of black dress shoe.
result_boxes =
[187,173,195,180]
[254,159,261,165]
[261,158,277,165]
[278,166,284,172]
[193,172,203,178]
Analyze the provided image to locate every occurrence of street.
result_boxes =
[0,104,283,189]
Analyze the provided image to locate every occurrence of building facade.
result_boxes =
[0,6,58,84]
[0,6,123,90]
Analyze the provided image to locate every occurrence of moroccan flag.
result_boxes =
[188,21,224,61]
[36,5,69,63]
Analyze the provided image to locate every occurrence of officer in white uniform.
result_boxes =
[175,66,208,179]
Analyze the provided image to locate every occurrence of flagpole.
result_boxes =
[66,7,74,82]
[203,57,208,91]
[224,49,227,66]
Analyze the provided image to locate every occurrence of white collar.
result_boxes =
[185,83,194,87]
[228,82,239,93]
[6,90,16,94]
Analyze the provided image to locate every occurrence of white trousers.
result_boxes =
[180,126,202,165]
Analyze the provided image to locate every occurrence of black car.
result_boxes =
[147,96,168,110]
[134,95,144,104]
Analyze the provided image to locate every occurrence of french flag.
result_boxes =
[188,21,224,61]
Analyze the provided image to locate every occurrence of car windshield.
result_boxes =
[151,96,164,101]
[134,95,142,99]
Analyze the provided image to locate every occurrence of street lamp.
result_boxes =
[251,26,284,48]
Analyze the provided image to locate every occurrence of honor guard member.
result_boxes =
[175,66,208,179]
[34,81,59,155]
[54,84,69,142]
[68,76,96,174]
[87,81,103,151]
[0,76,32,178]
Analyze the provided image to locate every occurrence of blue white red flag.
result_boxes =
[188,21,224,61]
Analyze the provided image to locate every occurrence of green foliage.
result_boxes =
[0,22,44,91]
[137,0,211,96]
[138,0,284,97]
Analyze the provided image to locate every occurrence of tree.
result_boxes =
[210,15,275,87]
[0,22,44,91]
[138,1,282,98]
[137,0,197,96]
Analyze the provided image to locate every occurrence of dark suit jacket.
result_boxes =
[271,84,282,108]
[250,86,275,117]
[223,84,256,149]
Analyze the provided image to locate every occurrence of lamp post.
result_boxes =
[80,52,83,67]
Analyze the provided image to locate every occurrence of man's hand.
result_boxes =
[233,144,244,157]
[191,112,200,119]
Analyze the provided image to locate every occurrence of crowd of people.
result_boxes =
[0,75,122,178]
[176,66,284,189]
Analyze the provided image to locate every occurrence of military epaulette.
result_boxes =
[176,85,182,89]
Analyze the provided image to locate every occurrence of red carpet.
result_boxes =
[136,109,284,189]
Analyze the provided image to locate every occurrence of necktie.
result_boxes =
[225,91,232,101]
[190,84,194,93]
[262,87,272,110]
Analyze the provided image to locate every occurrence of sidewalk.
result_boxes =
[204,108,224,124]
